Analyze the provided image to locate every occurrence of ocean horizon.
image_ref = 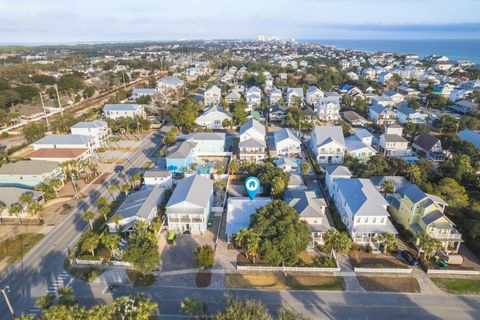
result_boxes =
[303,39,480,65]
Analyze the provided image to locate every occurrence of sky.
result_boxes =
[0,0,479,43]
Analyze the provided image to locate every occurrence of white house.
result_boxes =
[71,120,111,148]
[353,128,373,146]
[310,126,346,164]
[270,87,283,105]
[166,175,213,234]
[286,87,304,106]
[345,136,376,161]
[272,128,301,157]
[368,104,397,126]
[273,157,299,173]
[332,178,398,245]
[246,86,262,108]
[268,104,287,122]
[132,88,158,100]
[382,91,405,104]
[195,105,232,129]
[156,76,184,90]
[316,93,341,121]
[143,170,173,188]
[226,197,272,242]
[31,134,96,158]
[379,125,411,157]
[396,105,428,125]
[324,165,352,198]
[107,187,165,233]
[103,104,146,120]
[306,86,324,106]
[239,119,266,162]
[204,85,222,106]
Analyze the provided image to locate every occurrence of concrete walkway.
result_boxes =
[411,267,443,294]
[336,253,365,292]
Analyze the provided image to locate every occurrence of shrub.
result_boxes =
[314,256,337,268]
[194,245,215,269]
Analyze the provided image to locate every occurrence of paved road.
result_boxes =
[71,281,480,320]
[0,133,161,318]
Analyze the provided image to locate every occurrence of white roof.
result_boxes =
[226,197,272,235]
[311,126,345,148]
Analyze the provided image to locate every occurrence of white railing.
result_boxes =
[354,267,412,274]
[236,265,340,272]
[427,269,480,275]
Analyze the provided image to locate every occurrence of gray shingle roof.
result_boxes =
[335,178,389,217]
[273,128,301,145]
[187,132,226,141]
[166,141,197,159]
[383,134,408,143]
[396,183,426,204]
[239,138,266,148]
[115,187,165,220]
[311,126,345,148]
[239,119,265,136]
[413,132,440,152]
[284,189,327,219]
[0,187,43,207]
[71,120,107,129]
[0,160,59,175]
[103,104,143,112]
[33,134,93,146]
[325,165,352,176]
[166,175,213,209]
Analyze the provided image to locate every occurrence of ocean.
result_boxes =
[303,39,480,65]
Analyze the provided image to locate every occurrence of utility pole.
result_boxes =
[39,92,49,128]
[54,84,64,117]
[0,286,14,316]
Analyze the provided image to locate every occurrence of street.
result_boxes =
[0,132,161,318]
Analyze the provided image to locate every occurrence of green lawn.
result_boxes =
[431,278,480,295]
[0,233,45,263]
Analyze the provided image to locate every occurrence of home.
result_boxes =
[370,176,409,195]
[103,104,146,120]
[0,160,63,189]
[345,136,376,161]
[273,157,299,173]
[225,197,271,243]
[346,87,364,100]
[368,104,397,126]
[225,91,241,104]
[107,186,165,233]
[286,87,304,106]
[389,183,462,253]
[204,85,222,106]
[306,86,324,106]
[28,148,90,163]
[143,170,173,188]
[342,111,369,127]
[269,87,283,105]
[271,128,301,157]
[379,125,411,157]
[332,178,398,245]
[195,105,232,129]
[309,126,345,164]
[268,104,287,122]
[458,129,480,149]
[156,76,184,90]
[132,88,158,100]
[412,132,446,162]
[353,128,373,146]
[31,134,96,158]
[396,105,428,125]
[239,119,267,162]
[71,120,111,148]
[185,132,226,156]
[316,93,341,121]
[449,100,479,115]
[284,189,330,247]
[0,187,45,220]
[165,141,197,171]
[246,86,262,108]
[324,165,352,198]
[166,175,214,234]
[371,96,396,108]
[382,91,405,104]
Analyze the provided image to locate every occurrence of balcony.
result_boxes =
[429,232,462,240]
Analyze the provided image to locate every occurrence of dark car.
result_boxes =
[114,165,124,173]
[401,250,419,266]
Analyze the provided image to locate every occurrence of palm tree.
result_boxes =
[95,196,109,209]
[108,184,119,200]
[102,232,120,256]
[381,180,395,198]
[235,228,260,263]
[99,207,111,221]
[379,232,397,252]
[27,202,44,223]
[82,211,95,230]
[129,173,142,189]
[49,179,63,197]
[81,231,99,257]
[8,203,23,224]
[407,164,421,185]
[417,234,443,259]
[19,193,34,207]
[120,184,131,196]
[228,160,241,175]
[110,214,122,232]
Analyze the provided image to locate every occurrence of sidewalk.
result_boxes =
[336,253,365,292]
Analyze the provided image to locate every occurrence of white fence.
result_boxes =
[236,265,340,272]
[75,258,132,268]
[427,269,480,275]
[354,267,412,274]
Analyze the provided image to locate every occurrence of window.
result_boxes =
[364,217,369,223]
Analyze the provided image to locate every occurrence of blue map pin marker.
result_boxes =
[245,176,260,200]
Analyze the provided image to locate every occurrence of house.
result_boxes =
[107,187,165,233]
[246,86,262,107]
[132,88,158,100]
[271,128,301,157]
[379,125,411,157]
[368,104,397,126]
[195,105,232,129]
[103,104,146,120]
[185,132,226,156]
[342,111,369,127]
[370,176,409,195]
[309,126,346,164]
[204,85,222,106]
[273,157,299,173]
[28,148,90,163]
[287,174,305,190]
[156,76,184,90]
[226,197,271,242]
[239,119,266,162]
[382,91,405,104]
[389,183,462,253]
[166,175,214,234]
[325,165,352,198]
[225,91,241,104]
[353,128,373,146]
[332,178,398,245]
[0,187,44,220]
[71,120,111,148]
[143,170,173,188]
[306,86,324,106]
[0,160,63,189]
[286,88,304,106]
[165,141,197,171]
[449,100,479,115]
[268,104,287,122]
[31,134,96,158]
[316,93,341,121]
[345,136,376,161]
[269,87,283,105]
[458,129,480,149]
[284,189,330,247]
[412,132,446,162]
[396,105,427,125]
[371,96,396,108]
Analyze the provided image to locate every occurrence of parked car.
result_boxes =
[114,165,124,173]
[401,250,419,266]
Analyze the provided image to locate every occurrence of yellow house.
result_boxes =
[389,183,462,253]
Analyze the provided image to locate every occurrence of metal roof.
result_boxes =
[166,175,213,209]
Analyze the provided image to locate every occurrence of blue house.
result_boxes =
[165,141,197,172]
[0,160,63,189]
[396,105,427,125]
